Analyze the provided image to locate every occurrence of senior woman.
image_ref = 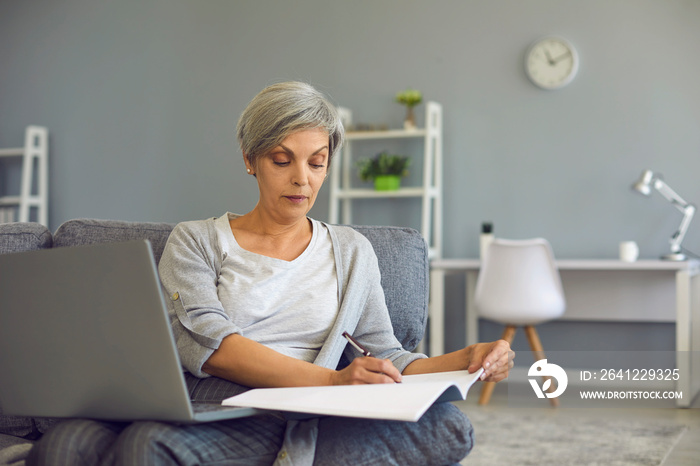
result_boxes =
[28,82,513,466]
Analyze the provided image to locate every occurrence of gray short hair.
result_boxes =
[236,82,345,169]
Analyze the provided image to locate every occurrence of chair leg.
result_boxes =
[523,325,559,407]
[478,325,517,405]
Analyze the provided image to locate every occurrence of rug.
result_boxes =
[460,407,688,465]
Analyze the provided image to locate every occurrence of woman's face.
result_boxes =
[246,128,329,225]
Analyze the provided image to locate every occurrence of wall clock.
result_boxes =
[525,36,579,90]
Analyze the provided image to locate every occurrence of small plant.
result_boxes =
[395,89,422,107]
[356,151,411,181]
[395,89,423,130]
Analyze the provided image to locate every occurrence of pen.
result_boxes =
[342,331,373,357]
[343,331,402,383]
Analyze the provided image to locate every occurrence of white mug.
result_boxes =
[620,241,639,262]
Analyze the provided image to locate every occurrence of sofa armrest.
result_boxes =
[0,223,52,254]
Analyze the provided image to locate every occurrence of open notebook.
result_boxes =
[222,368,484,422]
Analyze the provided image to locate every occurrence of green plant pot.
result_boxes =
[374,175,401,191]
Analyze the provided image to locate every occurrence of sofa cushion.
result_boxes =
[350,225,428,352]
[53,219,175,265]
[50,220,429,351]
[0,413,33,439]
[0,223,52,254]
[49,220,428,350]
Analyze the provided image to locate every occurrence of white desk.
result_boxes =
[429,259,700,407]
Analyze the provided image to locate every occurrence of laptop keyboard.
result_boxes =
[192,402,242,413]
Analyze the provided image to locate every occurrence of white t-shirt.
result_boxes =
[215,217,338,362]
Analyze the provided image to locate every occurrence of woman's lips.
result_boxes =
[285,195,307,204]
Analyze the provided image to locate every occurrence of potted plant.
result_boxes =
[395,88,422,130]
[356,151,411,191]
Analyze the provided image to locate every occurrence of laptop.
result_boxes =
[0,240,261,423]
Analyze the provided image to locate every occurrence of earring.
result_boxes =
[247,168,251,173]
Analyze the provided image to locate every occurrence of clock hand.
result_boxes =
[552,50,571,63]
[544,49,556,65]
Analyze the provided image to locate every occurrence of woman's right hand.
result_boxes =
[331,357,403,385]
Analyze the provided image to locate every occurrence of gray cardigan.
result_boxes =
[158,213,426,464]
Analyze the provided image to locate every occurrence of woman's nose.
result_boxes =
[291,164,309,186]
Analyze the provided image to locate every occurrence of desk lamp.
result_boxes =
[631,169,696,261]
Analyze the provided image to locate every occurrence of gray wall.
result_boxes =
[2,0,699,352]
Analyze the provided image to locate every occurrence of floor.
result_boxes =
[454,380,700,465]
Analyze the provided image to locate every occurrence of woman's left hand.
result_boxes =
[467,340,514,382]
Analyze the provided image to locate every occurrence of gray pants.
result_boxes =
[27,375,473,465]
[26,403,472,465]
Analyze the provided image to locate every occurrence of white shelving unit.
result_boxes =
[0,126,49,225]
[329,102,443,259]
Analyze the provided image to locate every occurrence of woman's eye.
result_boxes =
[309,156,327,169]
[273,160,290,166]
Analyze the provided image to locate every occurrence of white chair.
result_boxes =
[474,238,566,406]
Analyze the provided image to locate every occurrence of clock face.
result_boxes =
[525,37,579,90]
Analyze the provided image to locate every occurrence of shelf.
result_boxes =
[0,195,42,206]
[330,102,442,260]
[0,148,23,157]
[333,187,429,199]
[0,127,49,225]
[0,196,21,205]
[346,129,427,140]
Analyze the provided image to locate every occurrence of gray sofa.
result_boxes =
[0,218,429,464]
